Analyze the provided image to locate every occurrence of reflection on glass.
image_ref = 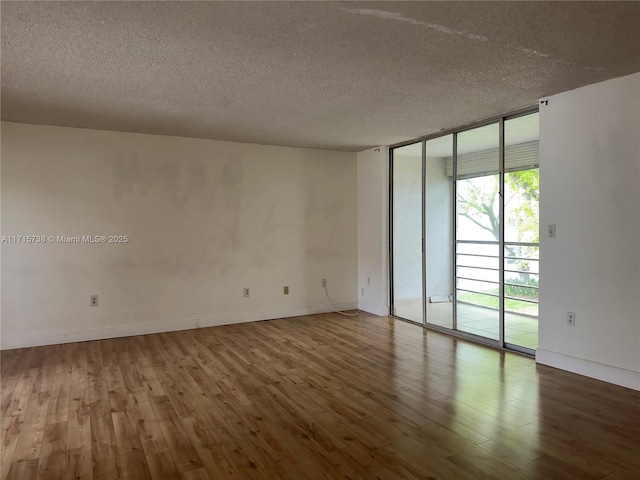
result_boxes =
[392,143,423,323]
[425,135,453,329]
[456,124,500,340]
[504,113,539,350]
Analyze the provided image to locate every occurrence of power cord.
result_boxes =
[324,286,360,316]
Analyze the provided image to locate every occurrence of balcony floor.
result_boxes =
[394,301,538,350]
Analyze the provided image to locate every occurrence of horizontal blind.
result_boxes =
[445,141,539,177]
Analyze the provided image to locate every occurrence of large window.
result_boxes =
[390,112,539,353]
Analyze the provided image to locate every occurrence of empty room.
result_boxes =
[1,1,639,479]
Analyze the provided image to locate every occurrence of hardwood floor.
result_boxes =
[1,313,639,479]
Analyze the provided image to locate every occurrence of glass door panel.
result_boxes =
[456,123,500,340]
[392,142,423,323]
[425,135,453,329]
[504,113,540,350]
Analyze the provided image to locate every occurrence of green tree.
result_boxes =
[456,174,500,240]
[505,168,539,244]
[456,169,539,242]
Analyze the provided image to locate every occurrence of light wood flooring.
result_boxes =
[1,313,639,479]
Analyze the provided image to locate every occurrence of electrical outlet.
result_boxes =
[567,312,576,326]
[367,276,371,285]
[361,288,365,297]
[548,224,556,238]
[90,295,99,307]
[243,287,250,297]
[322,278,327,288]
[283,286,289,295]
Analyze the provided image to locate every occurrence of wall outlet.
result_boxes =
[90,295,99,307]
[283,286,289,295]
[548,224,557,238]
[367,276,371,285]
[361,288,365,297]
[322,278,327,288]
[567,311,576,326]
[243,287,250,297]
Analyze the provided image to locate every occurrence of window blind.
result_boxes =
[445,141,539,178]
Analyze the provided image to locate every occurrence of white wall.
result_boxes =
[356,147,389,316]
[1,122,358,349]
[537,72,640,390]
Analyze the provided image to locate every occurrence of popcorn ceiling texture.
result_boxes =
[1,1,639,151]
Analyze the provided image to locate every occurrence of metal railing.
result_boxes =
[456,239,539,318]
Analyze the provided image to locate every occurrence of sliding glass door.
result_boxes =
[455,123,501,341]
[425,135,453,329]
[391,142,423,323]
[504,113,540,350]
[390,111,539,353]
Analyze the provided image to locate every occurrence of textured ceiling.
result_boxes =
[2,1,639,151]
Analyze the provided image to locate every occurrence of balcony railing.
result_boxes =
[456,240,539,318]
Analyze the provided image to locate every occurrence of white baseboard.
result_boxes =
[358,300,389,316]
[536,348,640,391]
[0,302,358,350]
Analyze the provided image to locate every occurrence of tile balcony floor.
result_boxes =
[394,301,538,350]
